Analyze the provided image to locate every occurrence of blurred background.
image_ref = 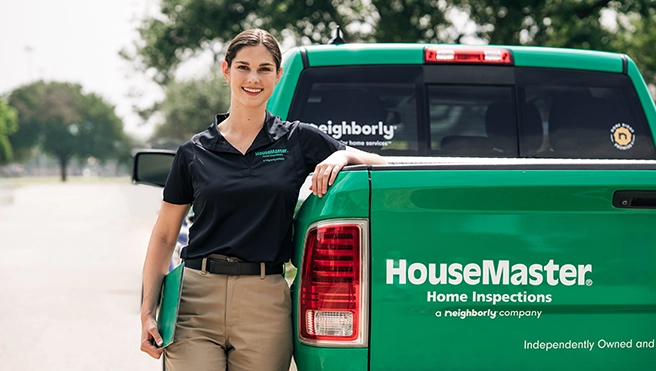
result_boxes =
[1,0,655,369]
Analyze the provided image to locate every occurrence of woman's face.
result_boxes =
[222,44,282,110]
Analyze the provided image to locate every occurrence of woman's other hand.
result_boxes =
[140,315,164,359]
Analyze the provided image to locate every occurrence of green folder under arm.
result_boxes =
[157,262,184,348]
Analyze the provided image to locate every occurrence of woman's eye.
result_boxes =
[237,65,249,70]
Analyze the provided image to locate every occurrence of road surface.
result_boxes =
[0,179,163,370]
[0,178,298,370]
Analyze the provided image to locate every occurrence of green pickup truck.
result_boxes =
[134,43,656,370]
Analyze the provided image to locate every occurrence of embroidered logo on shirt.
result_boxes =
[255,148,288,162]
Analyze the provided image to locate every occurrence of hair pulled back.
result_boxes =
[224,29,282,71]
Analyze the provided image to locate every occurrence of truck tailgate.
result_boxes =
[369,166,656,370]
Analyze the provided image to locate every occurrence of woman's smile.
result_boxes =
[242,87,263,95]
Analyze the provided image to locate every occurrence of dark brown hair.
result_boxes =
[224,29,282,71]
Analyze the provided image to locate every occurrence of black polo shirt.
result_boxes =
[163,111,346,266]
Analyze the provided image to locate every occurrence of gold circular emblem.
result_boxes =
[613,127,633,146]
[610,123,635,150]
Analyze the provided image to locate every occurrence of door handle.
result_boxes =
[613,191,656,208]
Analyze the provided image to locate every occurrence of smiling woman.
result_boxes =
[138,28,385,371]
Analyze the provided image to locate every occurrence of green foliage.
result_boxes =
[261,0,371,43]
[153,68,230,144]
[123,0,264,85]
[0,99,18,162]
[126,0,656,79]
[371,0,451,42]
[7,81,128,181]
[611,7,656,86]
[122,0,379,85]
[124,0,656,142]
[450,0,656,86]
[451,0,617,48]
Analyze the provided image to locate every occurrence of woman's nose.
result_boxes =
[246,70,259,83]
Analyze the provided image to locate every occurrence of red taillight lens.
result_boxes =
[424,46,513,65]
[299,221,367,345]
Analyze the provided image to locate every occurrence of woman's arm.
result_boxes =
[140,201,190,359]
[311,146,387,198]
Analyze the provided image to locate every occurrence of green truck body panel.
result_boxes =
[367,168,656,370]
[292,346,368,371]
[304,44,425,67]
[268,49,304,119]
[274,43,626,71]
[292,170,370,268]
[510,46,623,72]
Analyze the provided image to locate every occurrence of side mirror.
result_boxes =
[132,150,176,187]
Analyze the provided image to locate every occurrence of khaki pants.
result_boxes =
[165,265,293,371]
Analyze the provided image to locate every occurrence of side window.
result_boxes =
[519,69,656,159]
[288,66,421,156]
[429,86,518,157]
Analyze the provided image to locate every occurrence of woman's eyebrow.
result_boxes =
[234,60,274,67]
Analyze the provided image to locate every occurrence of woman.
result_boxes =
[140,29,386,370]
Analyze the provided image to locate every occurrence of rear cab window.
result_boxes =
[288,66,422,156]
[286,51,656,160]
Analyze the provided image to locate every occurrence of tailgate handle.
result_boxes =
[613,191,656,208]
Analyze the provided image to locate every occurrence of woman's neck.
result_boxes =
[221,106,266,134]
[217,106,267,154]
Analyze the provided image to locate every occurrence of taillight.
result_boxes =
[424,46,513,65]
[299,220,369,346]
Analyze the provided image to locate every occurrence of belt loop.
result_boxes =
[201,257,208,275]
[260,262,265,280]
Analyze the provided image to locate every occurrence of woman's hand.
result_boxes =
[310,147,387,198]
[310,150,349,198]
[140,315,164,359]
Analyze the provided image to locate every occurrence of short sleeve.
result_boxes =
[296,123,347,170]
[163,143,194,205]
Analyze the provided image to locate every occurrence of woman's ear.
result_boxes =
[222,60,230,83]
[275,67,283,84]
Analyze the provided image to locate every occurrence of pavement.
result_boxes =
[0,178,299,371]
[0,179,164,370]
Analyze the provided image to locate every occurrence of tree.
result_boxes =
[125,1,656,81]
[0,99,18,163]
[370,0,451,42]
[122,0,402,85]
[610,6,656,87]
[152,68,231,145]
[8,81,129,181]
[449,0,656,86]
[122,0,264,85]
[123,0,656,140]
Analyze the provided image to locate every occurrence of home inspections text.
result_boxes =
[386,259,593,286]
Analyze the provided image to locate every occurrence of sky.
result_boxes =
[0,0,163,140]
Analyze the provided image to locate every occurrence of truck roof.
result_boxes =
[285,43,625,73]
